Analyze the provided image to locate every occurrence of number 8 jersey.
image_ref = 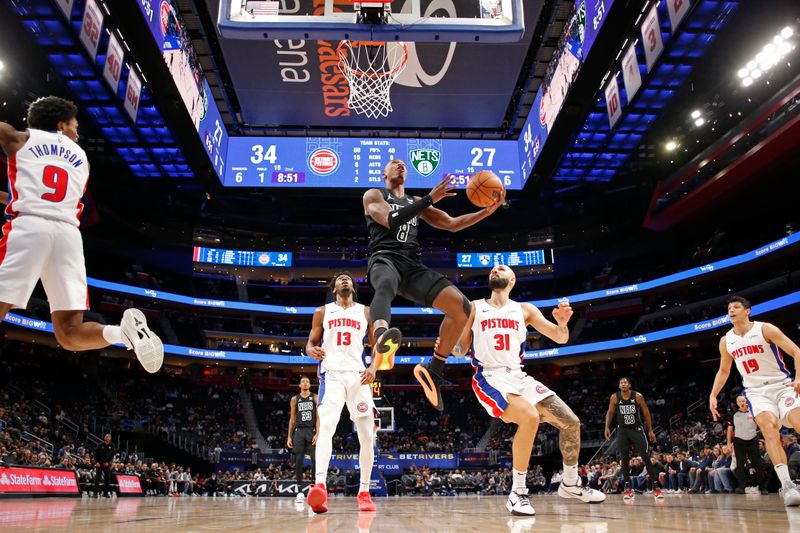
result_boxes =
[727,321,791,389]
[320,301,368,373]
[471,299,528,368]
[7,129,89,226]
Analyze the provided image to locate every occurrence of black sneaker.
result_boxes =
[372,327,402,371]
[413,363,444,411]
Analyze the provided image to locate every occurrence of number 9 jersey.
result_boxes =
[7,129,90,225]
[320,302,369,373]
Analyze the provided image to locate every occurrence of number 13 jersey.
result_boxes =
[727,321,791,389]
[8,129,89,226]
[471,299,528,369]
[320,302,368,373]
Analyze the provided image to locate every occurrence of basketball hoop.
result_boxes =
[337,40,409,119]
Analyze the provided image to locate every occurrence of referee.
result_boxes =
[604,377,663,500]
[287,376,318,503]
[727,395,769,494]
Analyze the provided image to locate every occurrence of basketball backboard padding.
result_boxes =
[218,0,524,43]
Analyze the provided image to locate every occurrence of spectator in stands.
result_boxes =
[660,453,678,492]
[689,446,714,493]
[708,445,736,493]
[676,451,697,491]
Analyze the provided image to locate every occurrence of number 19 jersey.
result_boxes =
[320,302,368,373]
[471,299,528,369]
[727,321,791,389]
[8,129,90,226]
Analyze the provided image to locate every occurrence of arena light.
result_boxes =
[0,60,4,71]
[665,140,678,151]
[694,117,705,127]
[739,26,797,87]
[690,109,701,119]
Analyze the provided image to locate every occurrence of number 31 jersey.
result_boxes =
[471,299,528,369]
[7,129,89,226]
[726,321,791,389]
[320,302,368,373]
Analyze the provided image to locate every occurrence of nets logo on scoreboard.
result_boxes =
[308,148,340,175]
[409,149,441,177]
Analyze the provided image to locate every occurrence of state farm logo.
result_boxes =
[308,149,339,175]
[0,473,9,485]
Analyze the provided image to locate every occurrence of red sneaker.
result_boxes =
[623,488,635,501]
[307,484,328,514]
[653,488,664,500]
[357,491,376,512]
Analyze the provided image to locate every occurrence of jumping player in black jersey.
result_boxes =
[604,377,663,500]
[287,376,318,503]
[363,160,504,410]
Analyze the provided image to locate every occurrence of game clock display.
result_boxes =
[224,137,523,189]
[457,249,553,268]
[193,246,292,267]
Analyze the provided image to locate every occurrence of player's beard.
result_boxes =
[338,286,353,297]
[489,277,509,290]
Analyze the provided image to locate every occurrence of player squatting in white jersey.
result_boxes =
[710,296,800,505]
[449,265,605,515]
[305,273,378,513]
[0,96,162,372]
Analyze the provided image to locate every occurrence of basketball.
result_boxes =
[466,170,504,208]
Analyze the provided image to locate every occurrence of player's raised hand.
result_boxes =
[483,186,506,215]
[428,175,458,204]
[552,301,573,325]
[361,366,377,385]
[308,346,325,361]
[709,395,720,421]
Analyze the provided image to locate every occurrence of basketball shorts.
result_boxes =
[368,251,454,306]
[471,366,555,420]
[318,370,375,421]
[0,215,88,312]
[744,379,799,427]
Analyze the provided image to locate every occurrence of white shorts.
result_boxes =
[744,379,800,427]
[471,366,555,419]
[317,370,375,421]
[0,215,87,312]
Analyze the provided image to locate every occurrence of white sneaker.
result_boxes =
[295,492,305,503]
[780,484,800,506]
[506,489,536,516]
[558,481,606,503]
[121,308,164,373]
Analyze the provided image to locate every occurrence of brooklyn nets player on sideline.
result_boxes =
[364,160,504,411]
[287,376,318,503]
[449,265,605,515]
[0,97,162,372]
[305,272,378,513]
[709,296,800,506]
[604,377,663,500]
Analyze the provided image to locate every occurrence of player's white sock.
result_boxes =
[775,464,794,488]
[315,418,336,486]
[102,325,123,345]
[562,463,579,485]
[355,416,375,493]
[512,469,527,492]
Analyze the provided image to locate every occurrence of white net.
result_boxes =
[337,41,409,119]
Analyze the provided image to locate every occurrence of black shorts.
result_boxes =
[617,427,649,457]
[368,250,454,306]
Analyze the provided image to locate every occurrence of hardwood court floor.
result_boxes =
[1,493,798,532]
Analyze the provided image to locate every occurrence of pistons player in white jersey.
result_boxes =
[449,265,605,515]
[710,295,800,506]
[305,272,378,514]
[0,97,162,372]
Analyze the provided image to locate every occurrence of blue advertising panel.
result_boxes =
[457,249,550,268]
[193,246,292,267]
[583,0,616,54]
[224,137,522,189]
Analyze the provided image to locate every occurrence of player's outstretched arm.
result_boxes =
[604,394,617,440]
[709,337,733,420]
[421,186,505,232]
[522,301,571,344]
[305,306,326,361]
[0,122,27,156]
[762,323,800,393]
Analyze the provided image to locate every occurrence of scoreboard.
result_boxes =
[193,246,292,267]
[224,137,523,189]
[457,249,553,268]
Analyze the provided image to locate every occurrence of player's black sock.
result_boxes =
[428,352,448,377]
[375,327,387,342]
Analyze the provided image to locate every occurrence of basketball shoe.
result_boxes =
[558,481,606,503]
[372,327,402,370]
[652,487,664,500]
[623,487,635,501]
[413,362,444,411]
[357,491,376,511]
[295,491,305,503]
[780,484,800,506]
[121,309,164,373]
[307,483,328,513]
[506,488,536,515]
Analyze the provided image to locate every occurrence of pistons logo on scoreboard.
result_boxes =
[536,385,549,394]
[356,402,369,413]
[308,149,340,176]
[258,253,270,266]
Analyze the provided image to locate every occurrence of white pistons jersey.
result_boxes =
[320,302,368,373]
[726,321,791,389]
[7,129,89,226]
[471,299,528,369]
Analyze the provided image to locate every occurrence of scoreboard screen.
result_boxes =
[193,246,292,267]
[457,249,553,268]
[224,137,523,189]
